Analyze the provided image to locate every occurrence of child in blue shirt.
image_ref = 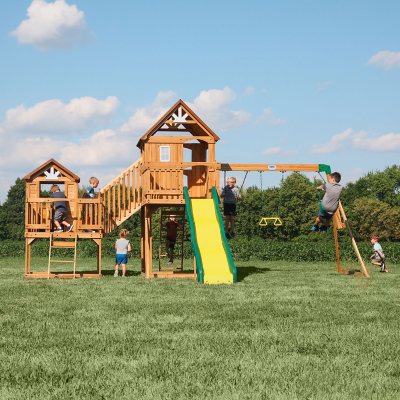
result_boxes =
[83,177,99,232]
[114,229,131,277]
[370,234,388,272]
[85,176,99,198]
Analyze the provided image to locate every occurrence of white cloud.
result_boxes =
[262,146,296,156]
[59,129,137,167]
[122,87,250,135]
[368,50,400,70]
[257,108,285,125]
[120,91,176,133]
[312,128,354,154]
[11,0,91,50]
[0,136,64,170]
[263,147,282,156]
[189,87,250,132]
[313,129,400,154]
[1,96,118,135]
[352,131,400,151]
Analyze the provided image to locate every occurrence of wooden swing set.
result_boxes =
[23,99,369,280]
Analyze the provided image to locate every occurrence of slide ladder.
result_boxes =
[184,187,237,284]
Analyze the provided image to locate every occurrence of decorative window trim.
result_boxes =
[160,146,170,162]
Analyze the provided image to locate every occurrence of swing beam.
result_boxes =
[220,163,331,173]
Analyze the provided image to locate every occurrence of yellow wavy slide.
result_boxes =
[185,187,237,284]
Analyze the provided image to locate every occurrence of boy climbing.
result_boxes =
[311,172,342,232]
[50,184,73,233]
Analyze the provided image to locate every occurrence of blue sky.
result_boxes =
[0,0,399,202]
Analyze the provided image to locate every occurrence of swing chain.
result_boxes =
[317,171,327,184]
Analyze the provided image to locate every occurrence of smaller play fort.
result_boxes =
[24,99,369,282]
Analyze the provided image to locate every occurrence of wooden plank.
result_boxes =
[141,161,219,172]
[219,163,321,172]
[149,272,196,279]
[51,241,76,248]
[25,272,101,279]
[25,231,103,239]
[147,136,214,144]
[143,198,185,205]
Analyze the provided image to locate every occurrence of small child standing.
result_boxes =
[370,234,388,273]
[166,215,179,264]
[311,172,342,232]
[220,176,241,238]
[50,184,73,232]
[114,229,131,277]
[85,176,99,198]
[83,177,100,232]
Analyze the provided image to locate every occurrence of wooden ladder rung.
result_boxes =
[51,241,76,248]
[49,260,75,263]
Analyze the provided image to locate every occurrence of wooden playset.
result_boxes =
[24,99,369,282]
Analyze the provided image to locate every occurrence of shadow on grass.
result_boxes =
[236,265,270,282]
[101,269,142,277]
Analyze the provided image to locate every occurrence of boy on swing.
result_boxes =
[311,172,342,232]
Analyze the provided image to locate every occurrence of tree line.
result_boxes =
[1,165,399,242]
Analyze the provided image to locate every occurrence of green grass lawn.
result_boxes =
[1,257,399,400]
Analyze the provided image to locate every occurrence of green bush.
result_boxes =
[2,237,399,264]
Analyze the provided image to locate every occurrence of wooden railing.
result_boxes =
[77,198,102,231]
[100,159,143,233]
[25,198,103,232]
[25,200,52,231]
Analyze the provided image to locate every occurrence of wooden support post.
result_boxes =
[141,205,153,278]
[332,218,342,274]
[141,207,145,275]
[47,234,52,279]
[338,202,369,278]
[25,238,35,276]
[93,238,102,276]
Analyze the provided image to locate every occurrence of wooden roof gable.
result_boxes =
[24,158,80,183]
[136,99,220,147]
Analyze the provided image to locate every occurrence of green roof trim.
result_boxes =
[318,164,331,174]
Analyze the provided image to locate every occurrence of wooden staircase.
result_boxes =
[100,158,143,233]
